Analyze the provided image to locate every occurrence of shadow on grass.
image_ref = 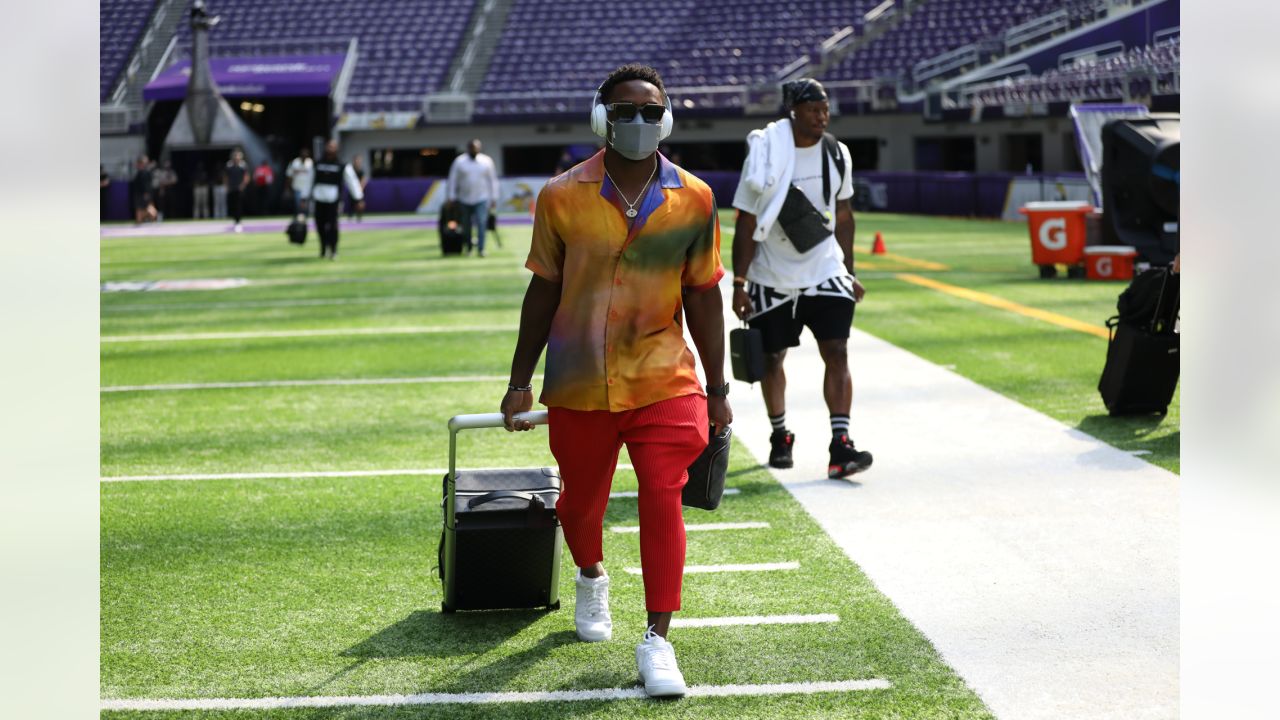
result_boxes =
[1076,413,1180,469]
[343,609,548,659]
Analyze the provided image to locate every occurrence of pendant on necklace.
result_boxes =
[625,208,638,218]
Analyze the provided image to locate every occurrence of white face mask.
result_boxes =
[608,113,661,161]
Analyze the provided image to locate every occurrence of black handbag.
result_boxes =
[776,184,830,253]
[683,425,732,510]
[730,325,765,383]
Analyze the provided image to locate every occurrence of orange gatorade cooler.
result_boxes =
[1084,245,1139,281]
[1019,201,1094,267]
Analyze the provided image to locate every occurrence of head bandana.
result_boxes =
[782,78,829,109]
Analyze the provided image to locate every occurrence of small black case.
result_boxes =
[684,425,732,510]
[730,326,765,383]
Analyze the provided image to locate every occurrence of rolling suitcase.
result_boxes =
[439,204,469,256]
[1098,266,1180,415]
[438,412,562,612]
[285,215,307,245]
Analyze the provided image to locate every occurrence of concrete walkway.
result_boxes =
[725,310,1178,719]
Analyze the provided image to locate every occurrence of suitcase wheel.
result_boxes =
[546,601,560,611]
[1066,265,1086,279]
[441,602,455,614]
[1038,264,1057,279]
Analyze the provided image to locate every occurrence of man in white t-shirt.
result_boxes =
[730,78,872,479]
[445,139,500,257]
[287,146,314,216]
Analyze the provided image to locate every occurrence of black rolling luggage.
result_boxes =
[1098,266,1180,415]
[438,412,562,612]
[439,204,469,256]
[286,215,307,245]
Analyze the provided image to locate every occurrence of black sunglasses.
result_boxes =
[606,102,667,123]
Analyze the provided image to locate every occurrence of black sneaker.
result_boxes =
[828,435,872,479]
[768,430,795,469]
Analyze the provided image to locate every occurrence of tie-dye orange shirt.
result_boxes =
[526,150,724,412]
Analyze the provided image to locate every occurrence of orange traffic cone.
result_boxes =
[871,231,886,255]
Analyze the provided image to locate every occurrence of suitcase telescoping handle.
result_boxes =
[445,411,549,530]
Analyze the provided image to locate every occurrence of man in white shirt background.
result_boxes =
[445,139,500,257]
[730,78,873,480]
[287,146,314,217]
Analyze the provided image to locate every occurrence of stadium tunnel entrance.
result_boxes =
[146,96,332,219]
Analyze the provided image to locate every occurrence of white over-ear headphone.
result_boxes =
[590,81,674,141]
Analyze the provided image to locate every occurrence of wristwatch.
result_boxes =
[706,383,730,397]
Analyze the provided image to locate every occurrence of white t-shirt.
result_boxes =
[732,140,854,290]
[288,157,314,195]
[446,153,499,205]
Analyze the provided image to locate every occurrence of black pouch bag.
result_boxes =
[730,325,765,383]
[776,184,830,253]
[683,425,732,510]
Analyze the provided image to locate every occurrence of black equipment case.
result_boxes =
[286,215,307,245]
[439,412,563,612]
[1098,267,1180,415]
[439,203,470,256]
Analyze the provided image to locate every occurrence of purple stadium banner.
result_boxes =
[143,54,345,101]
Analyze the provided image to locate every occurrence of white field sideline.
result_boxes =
[103,292,526,312]
[611,521,768,533]
[102,465,636,483]
[100,680,891,711]
[102,325,518,343]
[671,613,840,628]
[102,375,539,393]
[624,561,798,575]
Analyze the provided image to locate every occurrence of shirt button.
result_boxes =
[615,278,623,286]
[607,378,614,385]
[609,310,618,319]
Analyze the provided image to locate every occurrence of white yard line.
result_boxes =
[100,679,890,711]
[624,561,798,575]
[102,375,530,393]
[726,310,1178,720]
[102,325,518,343]
[610,521,768,533]
[102,465,635,483]
[671,613,839,628]
[608,488,740,499]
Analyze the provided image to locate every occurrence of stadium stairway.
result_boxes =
[702,273,1178,720]
[444,0,517,94]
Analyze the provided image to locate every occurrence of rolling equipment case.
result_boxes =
[439,412,562,612]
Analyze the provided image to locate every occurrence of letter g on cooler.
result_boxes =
[1095,256,1113,278]
[1038,217,1068,251]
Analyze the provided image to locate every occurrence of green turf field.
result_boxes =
[101,211,1176,717]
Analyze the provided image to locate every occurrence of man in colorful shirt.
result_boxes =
[500,64,731,699]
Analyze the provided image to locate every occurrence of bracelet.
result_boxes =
[732,275,748,287]
[507,384,532,392]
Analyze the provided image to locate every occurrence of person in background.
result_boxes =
[287,146,314,217]
[225,149,249,232]
[252,159,275,216]
[730,78,872,479]
[445,139,499,257]
[212,166,228,219]
[347,154,369,221]
[310,139,365,260]
[192,164,210,219]
[131,155,155,225]
[100,165,111,222]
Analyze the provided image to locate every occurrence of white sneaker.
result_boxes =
[636,627,687,697]
[234,223,243,233]
[573,570,612,642]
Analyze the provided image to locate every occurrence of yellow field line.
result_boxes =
[896,273,1109,339]
[854,247,949,271]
